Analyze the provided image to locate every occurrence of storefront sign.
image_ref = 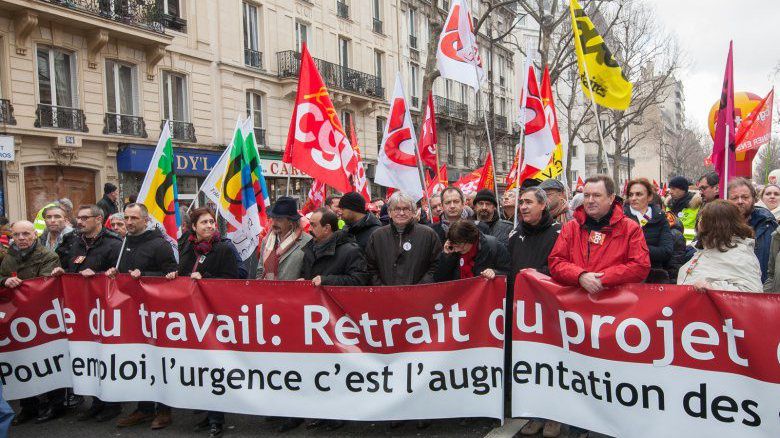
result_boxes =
[117,145,222,177]
[0,136,15,161]
[260,159,309,178]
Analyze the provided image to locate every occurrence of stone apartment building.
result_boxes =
[0,0,526,221]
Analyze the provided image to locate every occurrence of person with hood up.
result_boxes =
[678,200,762,292]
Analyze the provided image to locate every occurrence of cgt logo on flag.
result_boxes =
[384,97,417,167]
[293,88,351,172]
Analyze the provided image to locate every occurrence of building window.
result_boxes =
[160,0,187,32]
[446,132,454,164]
[246,91,266,146]
[571,144,578,158]
[408,9,418,49]
[460,84,467,104]
[341,110,353,138]
[376,116,386,153]
[295,21,309,52]
[37,46,78,108]
[337,0,349,19]
[162,71,188,122]
[374,50,384,87]
[409,63,419,108]
[105,60,138,116]
[338,37,350,68]
[499,98,506,117]
[372,0,383,33]
[243,2,262,69]
[445,79,452,100]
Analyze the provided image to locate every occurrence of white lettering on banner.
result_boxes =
[547,305,749,367]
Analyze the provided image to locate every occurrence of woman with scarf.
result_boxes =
[172,207,238,437]
[624,178,674,283]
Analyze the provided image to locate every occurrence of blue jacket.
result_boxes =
[749,206,778,283]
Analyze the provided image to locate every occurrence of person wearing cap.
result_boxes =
[340,192,382,252]
[666,175,701,243]
[97,182,120,220]
[256,196,313,282]
[473,189,513,247]
[538,179,571,224]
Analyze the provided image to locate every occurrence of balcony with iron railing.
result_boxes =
[336,1,349,19]
[277,51,385,101]
[475,111,508,132]
[35,104,88,131]
[373,17,383,33]
[35,0,166,33]
[433,95,468,121]
[161,119,196,143]
[0,100,16,125]
[104,113,147,137]
[244,48,264,70]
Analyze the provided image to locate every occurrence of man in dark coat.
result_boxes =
[302,208,369,286]
[107,203,177,430]
[473,189,513,247]
[728,177,778,282]
[340,192,381,252]
[51,204,123,422]
[430,187,469,243]
[366,192,442,286]
[434,220,509,281]
[96,182,119,220]
[507,187,563,437]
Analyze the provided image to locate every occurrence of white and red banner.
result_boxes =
[512,270,780,437]
[0,275,505,421]
[436,0,485,90]
[375,75,424,201]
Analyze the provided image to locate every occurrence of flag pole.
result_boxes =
[724,128,730,195]
[513,41,533,229]
[412,120,432,221]
[578,48,613,177]
[474,64,500,204]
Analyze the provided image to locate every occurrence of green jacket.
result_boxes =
[0,241,60,286]
[667,192,702,243]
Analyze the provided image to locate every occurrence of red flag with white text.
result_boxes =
[420,92,439,177]
[734,89,774,177]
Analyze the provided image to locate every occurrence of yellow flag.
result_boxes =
[570,0,632,110]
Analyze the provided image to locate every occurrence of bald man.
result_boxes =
[0,221,61,425]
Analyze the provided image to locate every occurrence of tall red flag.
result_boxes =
[477,151,495,191]
[735,89,774,177]
[426,164,449,198]
[284,44,357,193]
[419,92,439,177]
[712,41,736,198]
[301,179,327,215]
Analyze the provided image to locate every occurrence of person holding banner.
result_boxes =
[727,178,778,283]
[50,204,123,423]
[301,208,369,287]
[434,219,509,282]
[256,197,312,281]
[678,200,762,292]
[107,203,178,430]
[365,192,442,286]
[548,175,650,295]
[1,220,61,425]
[172,207,238,437]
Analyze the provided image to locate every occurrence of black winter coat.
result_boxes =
[178,237,239,279]
[345,213,382,252]
[434,233,509,281]
[508,210,561,289]
[301,231,369,286]
[366,221,442,286]
[61,228,123,273]
[666,216,687,281]
[478,212,513,247]
[97,195,118,220]
[623,204,674,269]
[117,229,178,276]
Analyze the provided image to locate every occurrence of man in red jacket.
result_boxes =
[549,175,650,294]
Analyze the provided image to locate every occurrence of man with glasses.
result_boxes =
[365,191,442,286]
[51,205,124,422]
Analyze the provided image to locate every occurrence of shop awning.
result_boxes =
[117,144,224,177]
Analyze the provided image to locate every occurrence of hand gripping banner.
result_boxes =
[511,270,780,437]
[0,275,505,421]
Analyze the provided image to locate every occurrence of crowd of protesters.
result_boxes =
[0,171,778,437]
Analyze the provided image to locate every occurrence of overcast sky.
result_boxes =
[650,0,779,134]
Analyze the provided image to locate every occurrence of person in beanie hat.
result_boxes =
[473,189,513,247]
[340,192,381,252]
[665,176,701,243]
[97,182,119,220]
[256,196,312,284]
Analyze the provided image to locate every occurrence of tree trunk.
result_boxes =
[612,124,625,184]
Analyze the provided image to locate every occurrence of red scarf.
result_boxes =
[458,240,479,279]
[189,232,220,272]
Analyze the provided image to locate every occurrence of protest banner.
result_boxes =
[0,275,505,421]
[511,269,780,437]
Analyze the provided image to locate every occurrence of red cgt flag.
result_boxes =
[477,151,495,192]
[734,89,774,177]
[301,179,327,215]
[284,44,357,193]
[426,164,449,198]
[419,92,439,176]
